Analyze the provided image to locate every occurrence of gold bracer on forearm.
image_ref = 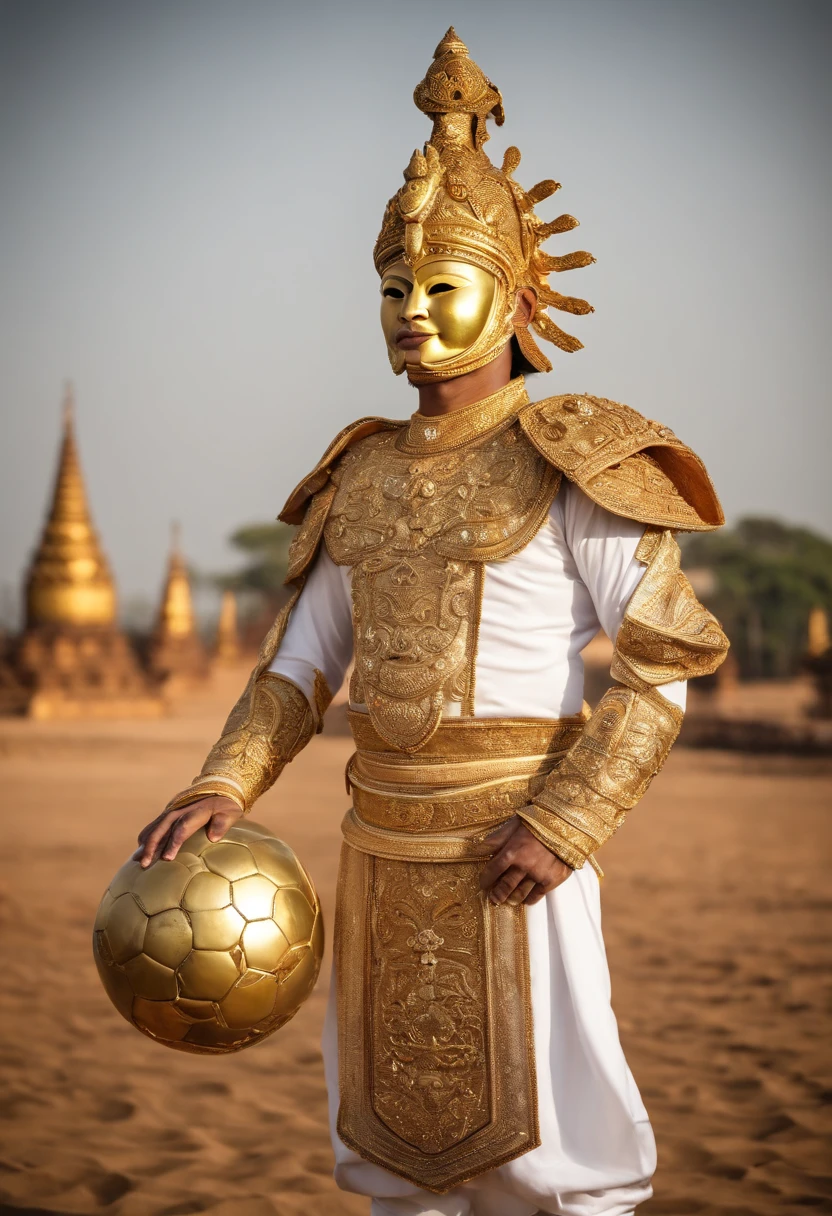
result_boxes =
[519,527,728,870]
[165,669,333,815]
[518,684,683,869]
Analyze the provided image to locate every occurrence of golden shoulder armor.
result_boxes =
[519,394,724,532]
[280,416,403,526]
[612,528,730,689]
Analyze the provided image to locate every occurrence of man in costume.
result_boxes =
[138,29,728,1216]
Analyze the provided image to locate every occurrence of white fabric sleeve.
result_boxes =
[557,481,687,713]
[268,546,354,706]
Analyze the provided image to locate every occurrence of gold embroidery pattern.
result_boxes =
[522,684,683,869]
[347,707,589,758]
[370,859,489,1153]
[520,394,724,531]
[333,714,595,1192]
[373,29,595,378]
[348,748,581,834]
[279,417,402,527]
[165,672,330,815]
[398,378,528,454]
[325,416,559,751]
[284,481,338,583]
[336,845,538,1195]
[612,528,730,690]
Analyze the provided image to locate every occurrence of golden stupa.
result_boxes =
[214,588,241,663]
[6,385,163,719]
[805,605,832,719]
[807,606,830,659]
[145,524,210,693]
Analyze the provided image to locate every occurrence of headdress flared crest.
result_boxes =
[373,28,594,371]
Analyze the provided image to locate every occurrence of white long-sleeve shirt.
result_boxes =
[270,479,686,715]
[270,478,681,1213]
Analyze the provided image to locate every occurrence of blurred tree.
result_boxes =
[218,522,294,600]
[682,517,832,680]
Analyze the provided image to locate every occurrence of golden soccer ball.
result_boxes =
[92,820,323,1054]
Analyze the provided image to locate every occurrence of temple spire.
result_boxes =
[25,384,117,628]
[214,588,241,663]
[155,522,196,640]
[147,524,209,691]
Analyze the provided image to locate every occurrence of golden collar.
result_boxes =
[397,377,530,455]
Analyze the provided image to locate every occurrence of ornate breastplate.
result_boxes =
[324,410,559,751]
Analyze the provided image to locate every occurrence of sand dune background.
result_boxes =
[1,666,830,1215]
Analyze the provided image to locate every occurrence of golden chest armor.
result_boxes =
[323,416,560,751]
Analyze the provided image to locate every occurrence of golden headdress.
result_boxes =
[374,28,594,376]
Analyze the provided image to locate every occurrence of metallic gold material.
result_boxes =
[6,385,163,719]
[93,821,324,1053]
[165,671,330,815]
[146,524,209,691]
[380,256,500,377]
[336,848,537,1192]
[341,809,497,862]
[522,685,684,869]
[347,705,589,759]
[612,528,730,691]
[807,606,830,658]
[156,525,196,639]
[26,384,117,628]
[280,418,403,527]
[520,393,724,531]
[162,481,337,812]
[345,712,587,835]
[323,380,559,750]
[398,375,528,454]
[335,713,567,1193]
[374,28,594,382]
[281,385,723,554]
[214,589,241,663]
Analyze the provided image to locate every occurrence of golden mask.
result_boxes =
[374,28,595,383]
[380,256,505,377]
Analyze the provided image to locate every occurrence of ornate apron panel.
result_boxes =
[333,713,586,1192]
[336,846,538,1194]
[324,422,559,751]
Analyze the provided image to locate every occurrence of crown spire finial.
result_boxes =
[434,27,468,58]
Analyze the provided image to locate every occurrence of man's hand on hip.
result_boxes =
[479,814,573,907]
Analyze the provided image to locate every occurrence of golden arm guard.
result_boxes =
[518,528,729,869]
[164,473,341,817]
[164,669,333,815]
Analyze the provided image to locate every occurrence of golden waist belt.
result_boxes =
[334,710,587,1195]
[343,707,588,845]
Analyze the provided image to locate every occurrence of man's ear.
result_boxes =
[513,288,537,328]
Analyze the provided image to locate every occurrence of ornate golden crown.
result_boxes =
[373,28,595,372]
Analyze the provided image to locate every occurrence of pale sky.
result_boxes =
[1,0,830,624]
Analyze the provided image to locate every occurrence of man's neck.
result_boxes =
[413,348,513,418]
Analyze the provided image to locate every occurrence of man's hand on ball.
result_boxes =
[479,814,573,907]
[135,795,243,868]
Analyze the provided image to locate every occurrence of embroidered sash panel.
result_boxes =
[334,713,582,1193]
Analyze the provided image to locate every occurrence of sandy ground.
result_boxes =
[0,665,830,1216]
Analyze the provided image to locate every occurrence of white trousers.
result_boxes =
[323,866,654,1216]
[370,1199,636,1216]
